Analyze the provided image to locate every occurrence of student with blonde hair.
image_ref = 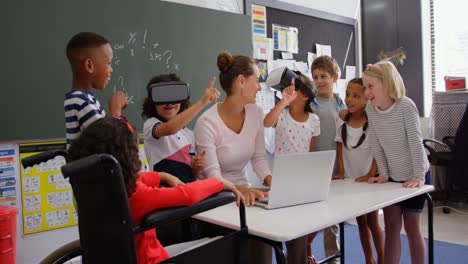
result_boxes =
[363,61,430,264]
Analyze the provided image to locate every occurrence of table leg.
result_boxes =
[249,235,286,264]
[317,224,344,264]
[424,193,434,264]
[340,222,345,264]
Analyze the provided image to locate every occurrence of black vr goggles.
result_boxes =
[265,66,317,99]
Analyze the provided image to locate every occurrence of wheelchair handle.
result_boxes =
[22,150,67,168]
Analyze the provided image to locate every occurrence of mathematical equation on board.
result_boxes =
[110,29,181,105]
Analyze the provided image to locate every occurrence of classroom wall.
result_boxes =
[162,0,361,19]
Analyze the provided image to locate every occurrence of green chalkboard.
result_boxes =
[2,0,251,141]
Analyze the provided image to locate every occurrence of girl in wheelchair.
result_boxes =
[67,116,242,263]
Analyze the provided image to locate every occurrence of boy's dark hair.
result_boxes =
[66,32,109,64]
[68,117,141,195]
[141,73,191,121]
[311,55,339,77]
[341,77,367,149]
[217,51,255,95]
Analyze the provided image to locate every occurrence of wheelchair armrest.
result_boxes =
[137,191,235,232]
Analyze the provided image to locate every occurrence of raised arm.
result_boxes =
[154,77,220,138]
[108,91,128,116]
[263,79,297,127]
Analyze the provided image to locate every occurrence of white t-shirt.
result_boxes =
[334,116,373,179]
[143,117,195,171]
[275,109,320,155]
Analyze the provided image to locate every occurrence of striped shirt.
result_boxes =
[64,90,105,146]
[366,96,429,182]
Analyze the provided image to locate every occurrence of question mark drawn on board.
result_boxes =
[163,50,173,69]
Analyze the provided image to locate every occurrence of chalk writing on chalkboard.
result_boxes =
[109,28,181,104]
[112,76,134,105]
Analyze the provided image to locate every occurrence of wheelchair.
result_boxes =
[22,150,249,264]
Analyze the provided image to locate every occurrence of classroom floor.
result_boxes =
[347,200,468,246]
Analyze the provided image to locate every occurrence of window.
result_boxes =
[433,0,468,91]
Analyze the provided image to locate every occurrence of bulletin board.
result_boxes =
[245,0,360,78]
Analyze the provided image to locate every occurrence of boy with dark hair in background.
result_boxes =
[64,32,128,146]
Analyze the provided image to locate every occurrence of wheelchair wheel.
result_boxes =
[40,239,82,264]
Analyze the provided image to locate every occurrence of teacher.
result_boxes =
[194,51,272,264]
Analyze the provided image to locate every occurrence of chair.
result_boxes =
[424,102,468,213]
[22,152,248,264]
[452,103,468,192]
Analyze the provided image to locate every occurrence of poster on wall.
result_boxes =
[0,144,18,206]
[19,141,76,235]
[138,140,149,172]
[251,4,267,37]
[273,24,299,53]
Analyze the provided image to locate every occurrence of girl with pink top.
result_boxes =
[263,72,320,264]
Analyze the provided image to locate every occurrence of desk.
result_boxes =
[195,179,434,264]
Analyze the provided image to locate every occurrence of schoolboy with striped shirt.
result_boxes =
[64,32,127,147]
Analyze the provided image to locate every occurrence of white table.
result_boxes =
[195,179,435,264]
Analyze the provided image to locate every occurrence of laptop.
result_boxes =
[255,150,336,209]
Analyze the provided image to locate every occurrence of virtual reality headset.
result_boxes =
[266,66,317,99]
[148,81,190,104]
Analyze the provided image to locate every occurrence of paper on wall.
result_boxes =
[267,59,275,74]
[288,27,299,54]
[256,83,276,154]
[257,60,268,82]
[273,25,299,53]
[294,61,310,76]
[335,79,347,103]
[252,5,267,37]
[316,43,332,57]
[345,66,356,81]
[307,52,317,68]
[273,24,289,51]
[253,36,273,60]
[271,59,295,71]
[281,52,293,59]
[0,144,18,206]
